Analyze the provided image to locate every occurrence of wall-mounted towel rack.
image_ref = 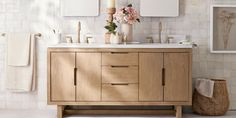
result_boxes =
[34,33,42,37]
[1,33,6,37]
[1,33,42,38]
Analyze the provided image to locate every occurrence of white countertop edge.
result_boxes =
[48,43,193,49]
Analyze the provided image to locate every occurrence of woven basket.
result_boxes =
[193,79,230,116]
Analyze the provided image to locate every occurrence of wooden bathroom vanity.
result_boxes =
[47,44,192,118]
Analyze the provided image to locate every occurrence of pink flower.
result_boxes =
[126,7,133,14]
[113,4,140,25]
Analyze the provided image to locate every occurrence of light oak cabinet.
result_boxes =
[102,52,138,66]
[102,66,139,84]
[139,53,190,102]
[101,52,139,102]
[50,53,76,102]
[139,53,164,102]
[164,53,189,102]
[76,53,101,101]
[48,48,192,118]
[49,52,101,102]
[102,84,138,101]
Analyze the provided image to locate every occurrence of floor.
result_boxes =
[0,110,236,118]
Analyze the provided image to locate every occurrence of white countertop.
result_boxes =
[48,43,193,49]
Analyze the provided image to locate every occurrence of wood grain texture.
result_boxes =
[76,53,102,102]
[51,53,76,102]
[102,53,138,66]
[49,101,191,106]
[189,52,193,104]
[176,105,182,118]
[47,48,192,118]
[139,53,164,102]
[164,53,189,102]
[64,109,175,116]
[47,50,51,104]
[102,84,138,102]
[57,105,64,118]
[102,66,138,83]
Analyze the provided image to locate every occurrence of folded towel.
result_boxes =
[195,78,215,98]
[5,34,36,92]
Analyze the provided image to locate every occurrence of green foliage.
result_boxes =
[137,19,140,22]
[127,4,132,7]
[104,21,117,35]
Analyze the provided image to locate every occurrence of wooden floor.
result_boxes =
[0,109,236,118]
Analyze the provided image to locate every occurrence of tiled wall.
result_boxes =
[0,0,236,110]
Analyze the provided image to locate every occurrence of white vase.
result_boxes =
[110,33,121,44]
[121,23,133,42]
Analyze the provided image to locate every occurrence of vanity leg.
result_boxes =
[57,105,64,118]
[175,105,182,118]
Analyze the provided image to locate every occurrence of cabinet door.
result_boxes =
[164,53,189,101]
[76,53,101,101]
[139,53,164,101]
[50,53,76,101]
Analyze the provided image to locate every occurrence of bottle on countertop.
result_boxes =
[146,36,154,43]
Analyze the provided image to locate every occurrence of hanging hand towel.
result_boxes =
[5,33,36,92]
[7,33,31,66]
[195,78,215,98]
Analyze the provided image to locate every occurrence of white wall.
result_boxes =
[0,0,236,110]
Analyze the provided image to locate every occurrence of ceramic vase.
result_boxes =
[121,23,133,42]
[105,32,111,44]
[110,33,121,44]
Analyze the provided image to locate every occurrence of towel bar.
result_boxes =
[1,33,42,38]
[34,33,42,37]
[1,33,6,37]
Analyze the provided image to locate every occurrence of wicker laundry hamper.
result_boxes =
[193,79,230,116]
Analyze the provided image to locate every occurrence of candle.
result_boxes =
[107,0,115,8]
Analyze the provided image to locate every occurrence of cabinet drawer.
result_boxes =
[102,52,138,66]
[102,84,138,101]
[102,66,138,83]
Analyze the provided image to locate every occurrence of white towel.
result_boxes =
[7,33,31,66]
[5,33,36,92]
[195,78,215,98]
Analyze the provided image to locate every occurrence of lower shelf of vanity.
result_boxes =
[57,105,182,117]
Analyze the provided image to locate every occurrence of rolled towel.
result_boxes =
[195,78,215,98]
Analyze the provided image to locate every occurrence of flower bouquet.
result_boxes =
[113,4,140,42]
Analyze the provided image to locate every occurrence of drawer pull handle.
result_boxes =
[111,52,129,54]
[111,66,129,68]
[162,68,165,86]
[74,68,77,86]
[111,83,129,86]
